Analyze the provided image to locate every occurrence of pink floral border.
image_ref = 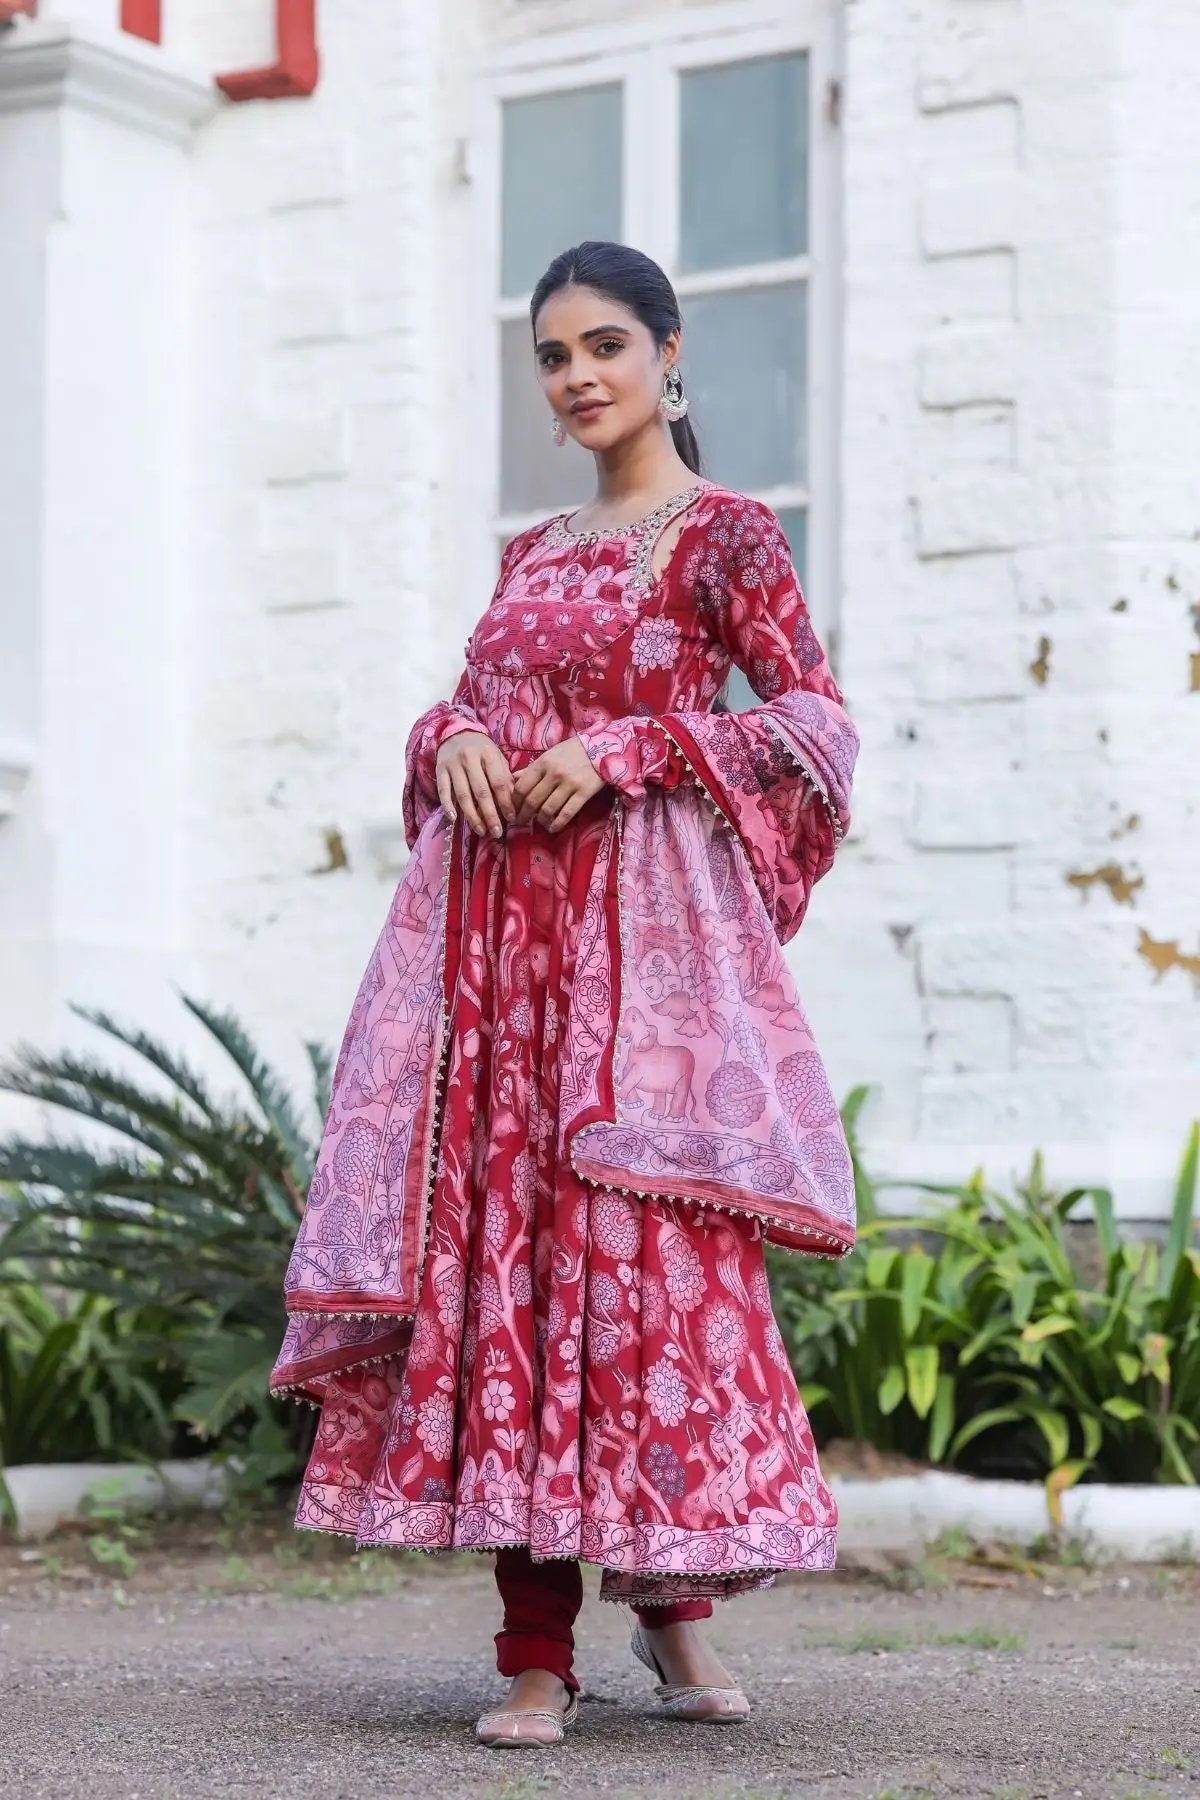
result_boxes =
[294,1482,835,1602]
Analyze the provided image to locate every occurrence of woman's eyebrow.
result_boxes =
[534,325,632,352]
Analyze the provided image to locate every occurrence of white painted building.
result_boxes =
[1,0,1197,1218]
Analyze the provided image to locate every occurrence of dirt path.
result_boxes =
[1,1520,1196,1799]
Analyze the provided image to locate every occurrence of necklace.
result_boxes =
[543,481,710,600]
[551,481,710,544]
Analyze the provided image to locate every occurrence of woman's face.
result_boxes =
[533,284,677,453]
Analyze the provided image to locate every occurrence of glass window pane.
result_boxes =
[499,318,591,512]
[683,283,806,491]
[679,54,807,274]
[501,84,623,298]
[775,506,807,585]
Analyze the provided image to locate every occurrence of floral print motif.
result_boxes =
[699,1298,751,1369]
[416,1392,453,1459]
[632,615,682,672]
[662,1235,707,1312]
[481,1378,516,1421]
[645,1358,690,1427]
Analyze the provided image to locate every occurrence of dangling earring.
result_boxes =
[550,415,567,447]
[659,365,689,423]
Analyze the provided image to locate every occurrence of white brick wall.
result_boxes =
[1,0,1196,1213]
[836,0,1200,1212]
[181,0,465,1084]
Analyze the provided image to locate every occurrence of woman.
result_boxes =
[269,240,859,1748]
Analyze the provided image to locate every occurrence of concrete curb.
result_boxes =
[835,1469,1200,1562]
[4,1457,226,1542]
[5,1459,1199,1561]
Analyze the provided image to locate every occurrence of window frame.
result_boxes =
[465,0,843,645]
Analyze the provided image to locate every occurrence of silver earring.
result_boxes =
[550,416,567,447]
[660,365,689,423]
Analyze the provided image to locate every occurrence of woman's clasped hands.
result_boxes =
[434,731,606,839]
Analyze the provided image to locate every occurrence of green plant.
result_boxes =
[775,1117,1200,1486]
[0,995,329,1466]
[81,1482,145,1578]
[765,1083,876,1404]
[0,1283,184,1467]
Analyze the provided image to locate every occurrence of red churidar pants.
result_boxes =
[493,1546,713,1694]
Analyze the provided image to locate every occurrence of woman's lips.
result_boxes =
[571,401,610,421]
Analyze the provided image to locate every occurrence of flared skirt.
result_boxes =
[293,794,837,1603]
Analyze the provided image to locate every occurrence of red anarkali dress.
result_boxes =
[270,480,860,1606]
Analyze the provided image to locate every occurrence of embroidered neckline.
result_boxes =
[550,481,710,545]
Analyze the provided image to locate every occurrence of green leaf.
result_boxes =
[1087,1185,1119,1266]
[1161,1121,1199,1296]
[1140,1332,1172,1386]
[877,1365,906,1416]
[928,1372,956,1463]
[905,1345,939,1420]
[306,1040,334,1121]
[1010,1274,1038,1328]
[845,1080,881,1224]
[1020,1315,1075,1344]
[1114,1351,1140,1385]
[947,1406,1024,1461]
[1161,1421,1199,1486]
[1102,1396,1145,1423]
[1081,1413,1102,1460]
[175,1332,277,1439]
[67,1004,222,1124]
[865,1247,898,1291]
[900,1250,935,1338]
[1029,1407,1071,1468]
[1046,1459,1088,1526]
[179,994,314,1190]
[959,1317,1013,1368]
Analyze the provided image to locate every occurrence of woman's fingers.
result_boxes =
[436,736,519,837]
[531,780,566,828]
[465,760,505,839]
[543,785,588,834]
[482,747,518,825]
[513,769,554,826]
[435,761,457,822]
[449,765,488,836]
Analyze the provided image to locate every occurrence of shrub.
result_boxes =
[0,1283,187,1469]
[0,996,326,1467]
[774,1119,1200,1486]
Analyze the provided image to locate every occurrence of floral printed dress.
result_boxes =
[287,481,845,1605]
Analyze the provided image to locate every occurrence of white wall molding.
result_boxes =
[0,18,215,144]
[0,10,214,1069]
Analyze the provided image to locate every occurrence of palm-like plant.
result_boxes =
[0,996,329,1454]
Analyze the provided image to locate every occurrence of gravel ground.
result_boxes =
[1,1520,1197,1800]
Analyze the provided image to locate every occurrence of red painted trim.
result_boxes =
[120,0,161,43]
[0,1,37,23]
[216,0,318,102]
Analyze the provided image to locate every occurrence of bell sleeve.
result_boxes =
[402,667,489,850]
[575,498,858,943]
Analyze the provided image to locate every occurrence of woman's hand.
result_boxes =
[435,732,517,839]
[511,737,607,834]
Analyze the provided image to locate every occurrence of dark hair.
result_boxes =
[529,240,703,476]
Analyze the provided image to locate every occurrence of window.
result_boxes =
[474,10,840,695]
